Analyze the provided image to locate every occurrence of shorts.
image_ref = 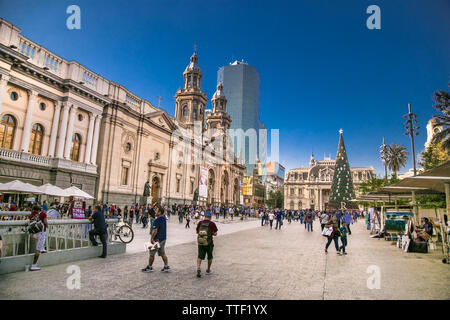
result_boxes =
[149,240,166,257]
[36,232,47,252]
[198,243,214,260]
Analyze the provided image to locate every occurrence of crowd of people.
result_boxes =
[1,196,369,273]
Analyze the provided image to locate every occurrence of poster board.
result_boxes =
[199,166,208,199]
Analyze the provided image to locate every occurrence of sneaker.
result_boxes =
[161,266,171,272]
[205,269,212,275]
[30,265,41,271]
[141,266,154,273]
[343,252,347,255]
[337,252,342,255]
[197,269,201,278]
[325,249,328,253]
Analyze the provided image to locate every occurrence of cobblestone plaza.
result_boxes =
[1,219,448,300]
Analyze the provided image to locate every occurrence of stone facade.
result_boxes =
[284,154,374,210]
[0,18,244,207]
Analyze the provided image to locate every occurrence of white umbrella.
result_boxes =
[64,186,94,199]
[46,208,61,219]
[0,180,43,194]
[38,183,70,197]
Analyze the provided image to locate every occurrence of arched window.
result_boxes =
[290,201,294,210]
[0,114,16,149]
[192,106,197,119]
[182,106,188,118]
[70,133,81,162]
[28,123,44,155]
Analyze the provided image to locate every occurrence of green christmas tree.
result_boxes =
[329,129,356,209]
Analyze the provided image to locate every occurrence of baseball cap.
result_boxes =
[205,211,212,217]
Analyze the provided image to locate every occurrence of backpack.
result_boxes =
[28,213,44,234]
[197,221,212,246]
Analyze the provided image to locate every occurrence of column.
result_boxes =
[56,103,70,158]
[319,188,323,211]
[0,75,10,115]
[20,90,38,152]
[48,101,61,157]
[64,105,77,159]
[84,113,95,163]
[90,115,101,165]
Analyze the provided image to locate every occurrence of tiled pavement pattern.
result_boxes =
[1,218,449,299]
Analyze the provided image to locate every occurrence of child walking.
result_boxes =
[339,221,348,255]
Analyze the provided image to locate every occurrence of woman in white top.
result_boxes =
[268,212,275,229]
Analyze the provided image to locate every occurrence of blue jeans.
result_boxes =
[275,219,282,229]
[326,236,339,252]
[89,228,107,257]
[307,222,313,232]
[261,217,265,226]
[136,214,140,224]
[340,237,347,253]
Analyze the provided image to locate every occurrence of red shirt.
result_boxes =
[29,211,47,231]
[196,219,218,243]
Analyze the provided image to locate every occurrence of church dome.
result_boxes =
[212,83,226,99]
[184,52,201,72]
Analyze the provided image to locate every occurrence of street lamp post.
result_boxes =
[380,136,389,180]
[403,103,420,176]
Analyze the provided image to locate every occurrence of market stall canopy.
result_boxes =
[64,186,94,199]
[388,160,450,193]
[0,180,43,194]
[38,183,70,197]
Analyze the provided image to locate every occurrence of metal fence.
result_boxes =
[0,218,118,257]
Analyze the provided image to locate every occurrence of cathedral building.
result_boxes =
[0,18,244,207]
[284,154,374,211]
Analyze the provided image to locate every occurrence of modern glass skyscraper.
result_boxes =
[218,60,266,174]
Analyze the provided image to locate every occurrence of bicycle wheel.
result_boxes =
[118,225,134,243]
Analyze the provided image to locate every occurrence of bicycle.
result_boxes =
[112,218,134,243]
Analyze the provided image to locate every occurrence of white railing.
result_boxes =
[0,148,97,174]
[0,218,118,257]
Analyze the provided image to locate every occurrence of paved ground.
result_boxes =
[1,217,449,300]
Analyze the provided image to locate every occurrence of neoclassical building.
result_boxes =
[284,154,374,210]
[0,18,244,207]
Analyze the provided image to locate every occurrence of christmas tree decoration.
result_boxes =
[329,129,357,209]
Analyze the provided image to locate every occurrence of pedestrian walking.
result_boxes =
[343,211,353,235]
[196,211,218,278]
[142,204,170,273]
[324,215,341,255]
[339,221,348,255]
[320,211,330,231]
[305,211,313,232]
[185,212,191,229]
[275,210,283,230]
[268,211,274,229]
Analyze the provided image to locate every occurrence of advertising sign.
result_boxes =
[243,176,253,196]
[199,166,208,199]
[72,197,85,219]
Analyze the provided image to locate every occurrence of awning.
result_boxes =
[0,180,43,194]
[64,186,94,199]
[38,183,71,197]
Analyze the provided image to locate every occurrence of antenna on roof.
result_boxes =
[157,96,162,109]
[193,44,197,54]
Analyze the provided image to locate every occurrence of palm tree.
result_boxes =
[431,83,450,150]
[387,144,409,176]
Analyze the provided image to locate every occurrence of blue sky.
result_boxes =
[1,0,449,176]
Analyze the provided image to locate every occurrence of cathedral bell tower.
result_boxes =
[206,83,231,131]
[174,50,208,128]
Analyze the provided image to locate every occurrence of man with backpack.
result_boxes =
[196,210,218,278]
[28,205,48,271]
